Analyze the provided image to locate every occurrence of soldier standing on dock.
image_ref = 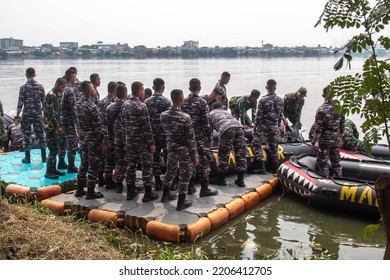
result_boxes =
[16,67,47,164]
[106,85,128,193]
[182,78,218,197]
[145,78,171,191]
[43,78,67,179]
[160,89,199,210]
[122,81,158,202]
[213,71,230,110]
[74,80,106,199]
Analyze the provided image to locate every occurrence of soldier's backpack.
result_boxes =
[228,96,240,110]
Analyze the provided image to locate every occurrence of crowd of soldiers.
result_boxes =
[6,66,352,211]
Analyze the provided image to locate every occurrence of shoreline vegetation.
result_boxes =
[2,44,387,60]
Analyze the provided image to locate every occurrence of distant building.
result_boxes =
[182,40,199,49]
[59,42,78,49]
[0,37,23,49]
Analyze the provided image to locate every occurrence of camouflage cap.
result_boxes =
[298,87,307,96]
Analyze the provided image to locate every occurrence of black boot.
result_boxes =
[126,183,139,200]
[74,178,87,197]
[154,175,162,191]
[22,150,31,164]
[98,171,106,187]
[209,173,227,186]
[52,159,65,176]
[57,157,68,169]
[85,181,104,199]
[41,148,47,163]
[200,180,218,197]
[67,158,78,173]
[250,160,267,174]
[176,193,192,211]
[161,187,177,202]
[105,174,115,190]
[115,181,123,193]
[234,172,246,188]
[44,165,59,179]
[142,185,159,202]
[187,176,196,195]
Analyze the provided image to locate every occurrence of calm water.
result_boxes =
[0,57,385,259]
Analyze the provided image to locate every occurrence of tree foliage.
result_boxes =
[316,0,390,153]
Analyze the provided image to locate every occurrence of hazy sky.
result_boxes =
[2,0,358,48]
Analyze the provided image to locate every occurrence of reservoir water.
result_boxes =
[0,57,386,259]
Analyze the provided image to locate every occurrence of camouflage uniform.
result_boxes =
[252,91,284,171]
[201,94,217,111]
[99,96,115,180]
[313,99,345,177]
[145,92,172,177]
[214,81,228,110]
[92,88,101,107]
[283,92,304,129]
[0,113,6,149]
[230,95,257,126]
[7,123,23,151]
[122,96,155,188]
[210,109,247,174]
[161,107,198,194]
[16,79,46,151]
[106,98,126,185]
[342,119,363,151]
[74,96,103,186]
[60,84,81,166]
[43,87,62,169]
[182,93,212,181]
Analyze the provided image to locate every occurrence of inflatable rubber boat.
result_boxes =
[277,154,390,216]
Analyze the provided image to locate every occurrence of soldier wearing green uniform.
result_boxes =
[230,89,260,127]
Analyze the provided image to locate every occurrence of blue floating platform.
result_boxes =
[0,149,80,189]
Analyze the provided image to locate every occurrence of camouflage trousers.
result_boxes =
[77,140,101,185]
[62,125,78,161]
[343,137,364,151]
[162,145,193,194]
[58,134,67,159]
[195,140,211,181]
[252,129,278,166]
[45,130,59,168]
[218,127,247,174]
[21,115,46,150]
[103,141,115,178]
[114,142,125,184]
[316,145,342,178]
[125,144,153,186]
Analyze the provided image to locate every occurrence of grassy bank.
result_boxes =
[0,199,227,260]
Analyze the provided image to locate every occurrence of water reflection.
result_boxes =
[205,193,385,260]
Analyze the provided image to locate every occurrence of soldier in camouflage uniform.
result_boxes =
[209,102,247,187]
[252,79,284,174]
[74,81,106,199]
[145,78,171,191]
[311,87,345,178]
[60,69,80,173]
[122,81,158,202]
[16,67,47,164]
[213,71,230,110]
[160,89,199,211]
[90,73,101,106]
[342,119,363,151]
[98,81,118,189]
[43,78,67,179]
[283,87,306,139]
[182,78,218,197]
[6,116,23,152]
[230,89,260,127]
[106,85,128,193]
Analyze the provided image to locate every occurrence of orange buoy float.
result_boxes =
[36,185,62,201]
[207,207,229,230]
[88,209,118,228]
[241,191,260,210]
[40,199,65,215]
[146,220,180,243]
[268,177,279,189]
[5,184,31,203]
[186,217,212,242]
[224,198,245,220]
[255,183,273,200]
